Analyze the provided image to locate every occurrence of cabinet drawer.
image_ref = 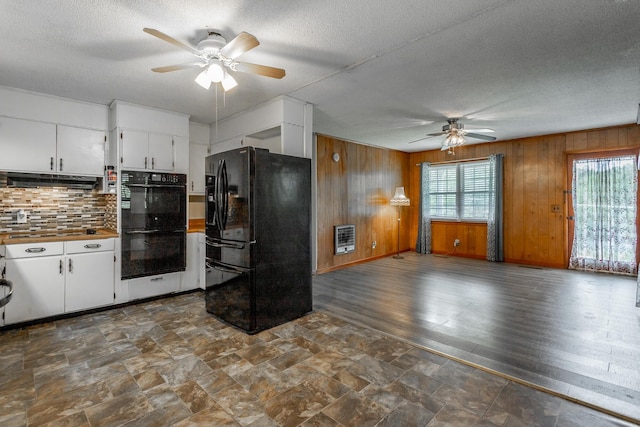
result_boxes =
[65,238,114,254]
[6,242,64,259]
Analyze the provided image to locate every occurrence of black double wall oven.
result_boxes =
[120,170,187,279]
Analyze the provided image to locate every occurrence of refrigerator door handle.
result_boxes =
[220,159,229,230]
[214,160,224,230]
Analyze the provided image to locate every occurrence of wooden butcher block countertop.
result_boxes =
[0,228,119,245]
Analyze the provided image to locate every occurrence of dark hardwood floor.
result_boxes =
[312,252,640,423]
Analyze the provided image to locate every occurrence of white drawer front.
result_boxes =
[65,238,114,254]
[6,242,64,259]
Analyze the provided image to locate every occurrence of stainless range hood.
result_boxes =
[6,172,100,190]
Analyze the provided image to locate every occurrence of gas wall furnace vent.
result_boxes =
[334,224,355,254]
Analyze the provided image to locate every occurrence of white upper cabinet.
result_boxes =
[120,130,175,171]
[120,129,148,170]
[56,125,106,175]
[0,116,56,173]
[210,96,312,159]
[189,143,208,194]
[110,100,189,173]
[188,121,209,193]
[149,132,175,171]
[172,135,189,175]
[0,117,105,175]
[0,87,109,175]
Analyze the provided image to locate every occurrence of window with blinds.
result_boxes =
[429,160,491,221]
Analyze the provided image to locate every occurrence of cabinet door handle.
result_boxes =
[84,244,102,249]
[25,247,46,253]
[59,158,63,171]
[152,157,155,169]
[191,181,194,191]
[145,157,148,169]
[50,157,54,171]
[68,258,73,273]
[59,259,63,275]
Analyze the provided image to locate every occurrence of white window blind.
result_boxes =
[429,160,491,221]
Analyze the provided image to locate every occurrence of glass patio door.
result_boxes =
[567,151,638,275]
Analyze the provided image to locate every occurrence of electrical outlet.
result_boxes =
[15,209,27,224]
[372,240,377,249]
[454,239,460,247]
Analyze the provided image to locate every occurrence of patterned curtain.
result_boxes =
[487,154,504,262]
[569,156,637,275]
[415,162,431,254]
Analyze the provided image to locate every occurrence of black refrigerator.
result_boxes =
[204,147,312,334]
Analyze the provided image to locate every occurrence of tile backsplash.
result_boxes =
[0,183,116,234]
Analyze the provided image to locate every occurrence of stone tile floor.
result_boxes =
[0,292,635,426]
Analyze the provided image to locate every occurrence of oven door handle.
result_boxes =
[205,261,247,275]
[124,229,162,234]
[124,229,185,235]
[205,239,245,250]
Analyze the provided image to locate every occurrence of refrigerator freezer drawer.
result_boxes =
[205,236,253,269]
[205,259,255,332]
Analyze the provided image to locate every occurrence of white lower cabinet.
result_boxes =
[4,242,66,324]
[183,232,205,291]
[0,245,5,325]
[64,239,115,313]
[3,239,115,325]
[127,272,181,301]
[198,233,205,290]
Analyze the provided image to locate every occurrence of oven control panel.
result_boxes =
[121,171,186,186]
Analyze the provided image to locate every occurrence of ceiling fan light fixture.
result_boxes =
[194,69,212,89]
[206,62,225,83]
[444,131,466,148]
[221,73,238,91]
[144,28,286,92]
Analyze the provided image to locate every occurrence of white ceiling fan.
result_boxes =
[143,28,286,92]
[410,118,496,154]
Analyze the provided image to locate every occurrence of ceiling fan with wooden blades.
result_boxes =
[410,118,496,154]
[143,28,286,91]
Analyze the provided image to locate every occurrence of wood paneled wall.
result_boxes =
[316,135,410,272]
[409,124,640,268]
[317,125,640,271]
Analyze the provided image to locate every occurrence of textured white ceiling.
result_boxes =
[0,0,639,152]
